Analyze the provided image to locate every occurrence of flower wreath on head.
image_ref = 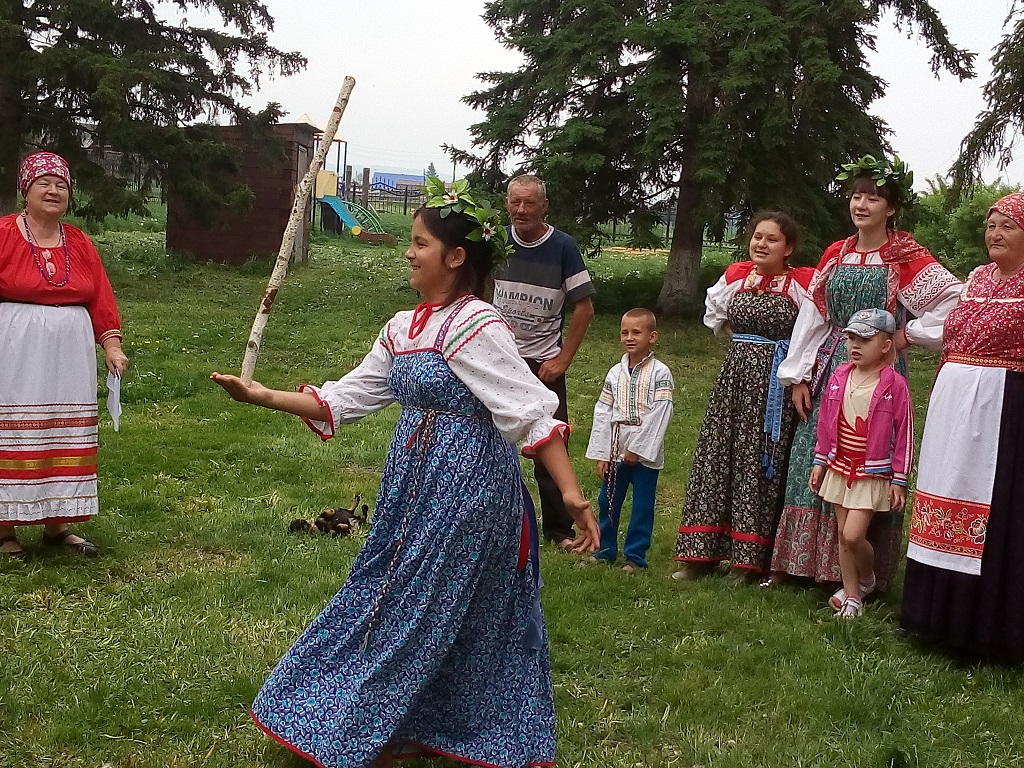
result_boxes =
[836,154,917,208]
[423,176,514,264]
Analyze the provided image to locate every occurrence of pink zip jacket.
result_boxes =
[813,363,914,487]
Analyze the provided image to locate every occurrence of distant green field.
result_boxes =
[1,228,1018,768]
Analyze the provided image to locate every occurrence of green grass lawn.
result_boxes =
[1,229,1022,768]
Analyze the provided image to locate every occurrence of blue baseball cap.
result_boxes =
[843,308,897,338]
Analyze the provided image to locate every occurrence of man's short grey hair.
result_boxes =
[507,174,547,201]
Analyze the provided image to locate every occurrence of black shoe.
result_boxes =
[42,529,99,557]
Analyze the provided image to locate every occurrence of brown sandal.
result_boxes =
[42,529,99,557]
[0,534,25,559]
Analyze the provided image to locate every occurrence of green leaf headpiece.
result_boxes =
[836,154,917,207]
[423,176,514,263]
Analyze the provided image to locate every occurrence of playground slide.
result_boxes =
[321,195,398,246]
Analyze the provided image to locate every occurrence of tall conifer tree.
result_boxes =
[952,7,1024,191]
[456,0,973,315]
[0,1,304,216]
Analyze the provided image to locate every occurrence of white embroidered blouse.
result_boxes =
[299,297,568,455]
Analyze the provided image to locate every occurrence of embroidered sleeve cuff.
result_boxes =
[891,473,908,487]
[812,454,827,467]
[98,330,123,344]
[521,423,571,459]
[298,384,335,441]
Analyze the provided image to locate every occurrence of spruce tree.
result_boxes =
[0,0,304,216]
[456,0,973,315]
[951,7,1024,191]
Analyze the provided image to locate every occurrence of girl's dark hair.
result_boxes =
[747,210,800,254]
[413,206,497,297]
[849,175,901,227]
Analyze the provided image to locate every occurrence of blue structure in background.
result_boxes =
[372,172,424,189]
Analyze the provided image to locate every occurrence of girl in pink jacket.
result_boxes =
[809,308,914,618]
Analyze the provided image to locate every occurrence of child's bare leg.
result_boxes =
[372,745,394,768]
[837,506,875,598]
[835,505,858,599]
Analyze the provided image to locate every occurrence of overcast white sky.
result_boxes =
[237,0,1021,185]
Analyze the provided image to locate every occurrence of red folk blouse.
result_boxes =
[0,213,121,343]
[942,263,1024,371]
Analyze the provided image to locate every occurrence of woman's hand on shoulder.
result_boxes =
[563,491,600,553]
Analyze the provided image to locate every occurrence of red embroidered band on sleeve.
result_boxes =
[297,384,335,441]
[521,423,571,458]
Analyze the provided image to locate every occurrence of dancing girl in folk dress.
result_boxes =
[767,156,960,590]
[212,178,599,768]
[900,192,1024,664]
[673,212,813,583]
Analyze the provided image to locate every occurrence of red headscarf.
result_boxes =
[18,152,72,197]
[988,192,1024,228]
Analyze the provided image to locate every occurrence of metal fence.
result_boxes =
[346,183,425,216]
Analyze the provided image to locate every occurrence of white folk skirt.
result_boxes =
[0,302,99,524]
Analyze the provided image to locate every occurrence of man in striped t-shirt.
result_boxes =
[493,174,596,549]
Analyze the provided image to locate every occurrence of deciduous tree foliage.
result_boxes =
[455,0,973,315]
[951,7,1024,192]
[0,0,305,217]
[912,176,1019,277]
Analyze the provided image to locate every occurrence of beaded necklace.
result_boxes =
[22,211,71,287]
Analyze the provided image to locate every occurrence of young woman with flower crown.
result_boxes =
[765,156,961,601]
[212,178,599,768]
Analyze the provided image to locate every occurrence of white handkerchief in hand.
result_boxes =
[106,372,122,432]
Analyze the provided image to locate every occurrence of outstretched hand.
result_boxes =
[210,372,268,406]
[562,491,599,553]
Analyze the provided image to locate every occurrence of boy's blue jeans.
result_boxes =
[596,462,659,568]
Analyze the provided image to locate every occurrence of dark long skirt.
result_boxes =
[900,370,1024,664]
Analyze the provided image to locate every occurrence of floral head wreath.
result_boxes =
[423,176,514,262]
[836,154,917,208]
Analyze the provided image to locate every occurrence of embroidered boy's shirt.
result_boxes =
[585,353,674,470]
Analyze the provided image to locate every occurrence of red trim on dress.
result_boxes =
[0,465,97,480]
[249,710,556,768]
[297,385,335,441]
[677,524,773,547]
[396,741,556,767]
[517,511,530,570]
[521,424,571,458]
[249,710,330,768]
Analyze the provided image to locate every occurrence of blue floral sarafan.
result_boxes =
[250,301,555,768]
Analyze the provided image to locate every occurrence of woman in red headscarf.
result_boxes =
[900,192,1024,664]
[0,151,128,558]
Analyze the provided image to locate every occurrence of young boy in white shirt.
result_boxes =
[585,308,674,572]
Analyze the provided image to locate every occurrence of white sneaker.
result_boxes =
[836,596,864,619]
[829,577,876,611]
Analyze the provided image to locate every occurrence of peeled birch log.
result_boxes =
[240,76,356,384]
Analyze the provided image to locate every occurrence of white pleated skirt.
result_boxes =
[0,302,99,524]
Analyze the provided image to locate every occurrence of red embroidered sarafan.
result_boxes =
[942,263,1024,371]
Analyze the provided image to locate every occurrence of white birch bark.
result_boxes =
[241,76,356,384]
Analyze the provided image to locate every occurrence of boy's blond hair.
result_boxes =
[622,307,657,331]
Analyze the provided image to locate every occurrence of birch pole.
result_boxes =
[240,76,356,384]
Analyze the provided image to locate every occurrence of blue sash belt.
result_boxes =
[732,333,790,480]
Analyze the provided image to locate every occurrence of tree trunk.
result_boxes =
[0,0,24,215]
[657,158,704,318]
